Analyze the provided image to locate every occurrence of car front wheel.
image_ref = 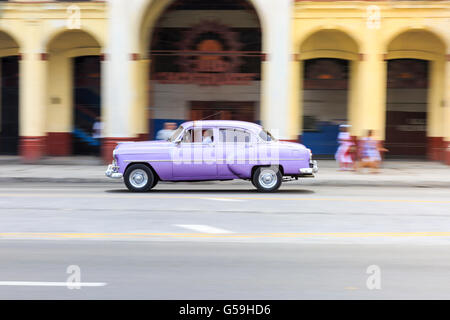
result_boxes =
[252,166,282,192]
[124,164,156,192]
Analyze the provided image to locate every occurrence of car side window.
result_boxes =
[182,129,193,143]
[219,129,252,144]
[182,128,215,143]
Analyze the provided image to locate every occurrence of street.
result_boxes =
[0,181,449,299]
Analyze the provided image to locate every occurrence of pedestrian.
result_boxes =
[356,129,388,173]
[335,124,355,171]
[156,122,177,141]
[92,116,103,140]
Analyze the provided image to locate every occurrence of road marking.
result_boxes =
[1,231,450,239]
[0,281,106,287]
[174,225,234,234]
[0,193,449,204]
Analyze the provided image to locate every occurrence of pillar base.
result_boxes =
[20,136,46,163]
[136,133,149,142]
[101,137,137,164]
[427,137,444,162]
[444,141,450,166]
[47,132,72,156]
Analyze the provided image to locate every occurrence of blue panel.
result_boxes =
[151,119,186,140]
[302,122,339,156]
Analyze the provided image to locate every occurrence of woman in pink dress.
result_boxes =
[335,125,355,171]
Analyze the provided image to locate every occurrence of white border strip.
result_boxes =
[0,281,106,287]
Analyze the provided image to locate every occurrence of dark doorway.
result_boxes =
[72,56,101,155]
[0,56,19,155]
[385,59,428,158]
[302,58,349,156]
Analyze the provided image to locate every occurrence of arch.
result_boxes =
[45,29,103,157]
[298,29,360,61]
[45,28,103,54]
[385,28,446,61]
[0,30,20,155]
[136,0,264,59]
[0,30,20,58]
[137,0,264,140]
[384,28,447,159]
[297,28,359,156]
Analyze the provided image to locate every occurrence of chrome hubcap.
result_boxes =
[129,169,148,188]
[258,169,277,189]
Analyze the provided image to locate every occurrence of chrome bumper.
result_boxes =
[299,160,319,175]
[311,160,319,173]
[105,163,123,179]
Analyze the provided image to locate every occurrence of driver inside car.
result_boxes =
[202,129,214,144]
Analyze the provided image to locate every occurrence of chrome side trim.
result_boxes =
[123,159,305,163]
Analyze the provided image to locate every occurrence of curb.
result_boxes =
[0,177,448,188]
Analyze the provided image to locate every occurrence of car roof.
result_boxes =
[180,120,262,133]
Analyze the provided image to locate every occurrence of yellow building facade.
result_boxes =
[290,1,450,163]
[0,0,448,164]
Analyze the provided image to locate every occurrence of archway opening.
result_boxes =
[0,32,20,155]
[299,30,358,157]
[385,59,428,158]
[385,30,446,159]
[46,30,102,156]
[145,0,262,139]
[302,58,349,156]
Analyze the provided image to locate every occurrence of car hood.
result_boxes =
[275,140,308,150]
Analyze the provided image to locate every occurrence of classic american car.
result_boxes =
[105,120,318,192]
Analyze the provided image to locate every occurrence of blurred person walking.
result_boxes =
[356,130,388,173]
[335,124,355,171]
[156,122,176,141]
[92,116,103,139]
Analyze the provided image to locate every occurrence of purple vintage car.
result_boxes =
[105,120,318,192]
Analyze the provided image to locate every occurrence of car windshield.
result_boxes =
[168,126,184,142]
[258,128,277,142]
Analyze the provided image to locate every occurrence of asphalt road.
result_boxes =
[0,182,449,299]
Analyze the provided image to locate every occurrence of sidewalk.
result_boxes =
[0,156,449,188]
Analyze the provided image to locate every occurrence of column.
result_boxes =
[256,0,294,140]
[19,22,47,162]
[288,57,302,142]
[46,54,72,156]
[102,0,135,163]
[348,60,361,138]
[427,59,445,161]
[129,57,150,141]
[353,31,387,141]
[444,58,450,165]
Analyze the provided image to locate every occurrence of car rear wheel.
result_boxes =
[252,166,282,192]
[124,164,156,192]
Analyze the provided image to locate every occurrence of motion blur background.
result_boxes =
[0,0,448,164]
